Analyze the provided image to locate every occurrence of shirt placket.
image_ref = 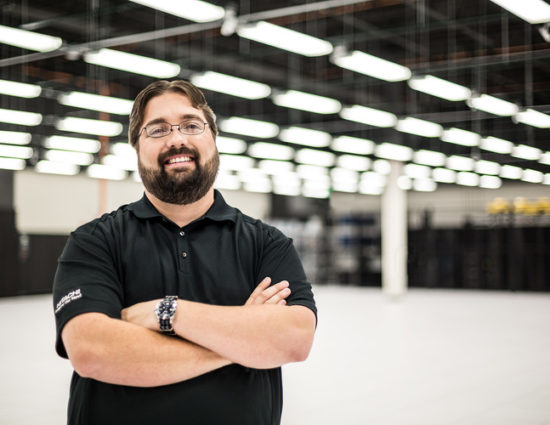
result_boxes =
[176,228,191,274]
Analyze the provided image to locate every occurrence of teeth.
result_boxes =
[168,156,192,164]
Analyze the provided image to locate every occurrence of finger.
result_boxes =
[259,280,289,301]
[245,277,271,305]
[264,287,291,305]
[277,299,287,306]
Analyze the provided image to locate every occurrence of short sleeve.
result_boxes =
[257,225,317,321]
[53,225,124,358]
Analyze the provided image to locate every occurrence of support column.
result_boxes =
[381,161,408,297]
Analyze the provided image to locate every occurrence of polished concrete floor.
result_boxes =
[1,286,550,425]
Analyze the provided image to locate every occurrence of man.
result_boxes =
[53,80,317,425]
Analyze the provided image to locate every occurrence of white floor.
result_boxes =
[1,286,550,425]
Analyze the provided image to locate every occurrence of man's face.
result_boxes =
[136,91,219,205]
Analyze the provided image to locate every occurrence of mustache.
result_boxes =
[157,146,199,166]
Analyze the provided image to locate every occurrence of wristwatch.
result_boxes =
[154,295,178,334]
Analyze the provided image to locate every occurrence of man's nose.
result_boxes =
[165,126,189,148]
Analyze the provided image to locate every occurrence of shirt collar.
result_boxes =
[127,190,237,223]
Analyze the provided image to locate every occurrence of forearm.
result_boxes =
[63,313,230,387]
[174,302,315,369]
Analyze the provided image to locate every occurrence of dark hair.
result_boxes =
[128,80,218,147]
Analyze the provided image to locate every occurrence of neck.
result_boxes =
[145,187,215,228]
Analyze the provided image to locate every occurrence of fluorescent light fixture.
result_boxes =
[475,160,500,175]
[44,135,101,153]
[248,142,294,160]
[279,126,331,148]
[397,176,412,191]
[331,49,411,82]
[489,0,550,24]
[220,117,279,138]
[544,174,550,185]
[59,91,133,115]
[244,180,272,193]
[336,154,370,171]
[111,142,137,157]
[296,164,328,180]
[219,154,255,171]
[500,164,523,179]
[331,136,375,155]
[468,94,519,116]
[375,143,413,161]
[395,117,443,138]
[191,71,271,99]
[441,127,480,147]
[332,180,358,193]
[373,159,391,175]
[129,0,225,22]
[480,136,513,154]
[295,148,335,167]
[56,117,123,137]
[0,24,62,52]
[239,168,268,183]
[512,144,542,160]
[0,79,41,98]
[331,167,359,184]
[274,184,301,196]
[45,150,94,166]
[302,186,330,199]
[404,163,431,179]
[0,108,42,126]
[522,169,544,183]
[215,172,241,190]
[340,105,397,128]
[433,168,456,183]
[0,130,31,145]
[0,157,25,171]
[361,171,387,188]
[84,48,180,78]
[359,184,384,196]
[0,144,33,159]
[237,21,333,57]
[447,155,475,171]
[272,90,341,114]
[479,175,502,189]
[413,179,437,192]
[273,172,301,188]
[103,154,138,171]
[515,109,550,128]
[217,136,247,154]
[456,171,479,187]
[540,152,550,166]
[407,75,471,101]
[87,164,127,180]
[414,149,446,167]
[35,160,79,176]
[258,160,294,175]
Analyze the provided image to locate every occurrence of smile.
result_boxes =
[165,155,193,165]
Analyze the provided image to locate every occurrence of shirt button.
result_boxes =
[179,231,185,237]
[182,251,188,258]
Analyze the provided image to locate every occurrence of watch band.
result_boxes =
[155,295,178,335]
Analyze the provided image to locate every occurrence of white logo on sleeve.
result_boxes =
[55,289,83,313]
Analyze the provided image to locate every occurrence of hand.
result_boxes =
[121,299,160,331]
[245,277,291,306]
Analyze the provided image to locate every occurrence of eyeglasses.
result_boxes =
[141,119,208,138]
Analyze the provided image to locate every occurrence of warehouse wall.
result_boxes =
[14,170,270,234]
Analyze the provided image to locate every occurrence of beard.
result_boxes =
[138,145,219,205]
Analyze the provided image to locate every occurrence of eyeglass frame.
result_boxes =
[139,119,209,139]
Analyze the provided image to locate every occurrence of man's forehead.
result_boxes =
[143,92,205,122]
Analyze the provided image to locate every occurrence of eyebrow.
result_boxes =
[144,114,205,127]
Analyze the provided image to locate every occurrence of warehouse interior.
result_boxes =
[1,1,550,424]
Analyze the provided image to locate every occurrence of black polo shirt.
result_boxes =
[53,190,316,425]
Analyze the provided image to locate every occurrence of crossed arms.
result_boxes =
[62,277,316,388]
